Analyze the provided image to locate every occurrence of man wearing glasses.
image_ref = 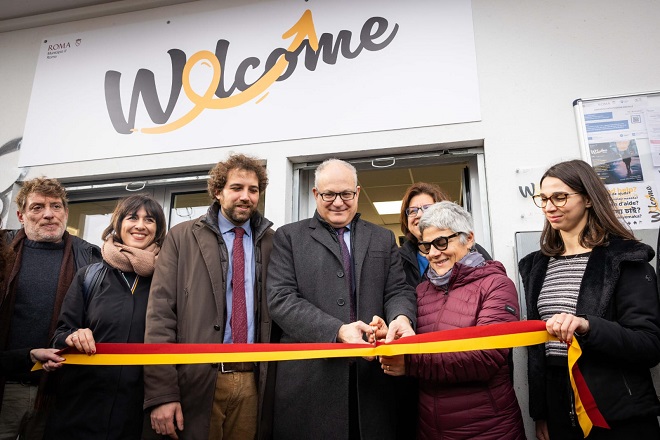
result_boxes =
[267,158,416,440]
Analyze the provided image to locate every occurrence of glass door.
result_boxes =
[293,148,491,255]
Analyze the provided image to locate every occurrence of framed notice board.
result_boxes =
[573,91,660,231]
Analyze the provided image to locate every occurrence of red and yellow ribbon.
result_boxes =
[35,320,607,437]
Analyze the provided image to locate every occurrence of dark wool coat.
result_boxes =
[0,348,32,376]
[48,264,151,439]
[143,204,274,440]
[407,261,525,440]
[0,230,101,413]
[267,212,416,440]
[520,238,660,423]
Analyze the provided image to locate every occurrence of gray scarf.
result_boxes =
[427,250,486,287]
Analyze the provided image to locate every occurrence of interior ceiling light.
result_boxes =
[373,201,402,215]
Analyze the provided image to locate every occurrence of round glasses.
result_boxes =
[532,192,580,208]
[316,191,357,202]
[417,232,462,254]
[405,204,433,217]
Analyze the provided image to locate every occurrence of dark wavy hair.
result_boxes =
[101,194,167,247]
[15,177,68,212]
[207,154,268,199]
[400,182,449,242]
[539,160,635,256]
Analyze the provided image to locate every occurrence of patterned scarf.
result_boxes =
[427,250,486,288]
[101,235,160,276]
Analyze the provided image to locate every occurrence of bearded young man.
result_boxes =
[144,154,275,440]
[0,177,101,439]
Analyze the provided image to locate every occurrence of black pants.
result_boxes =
[545,365,660,439]
[349,363,360,440]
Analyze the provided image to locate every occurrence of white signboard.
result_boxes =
[21,0,480,166]
[576,93,660,229]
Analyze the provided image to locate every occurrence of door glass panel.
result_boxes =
[169,192,210,228]
[66,198,119,248]
[356,163,467,241]
[297,160,470,244]
[294,150,490,255]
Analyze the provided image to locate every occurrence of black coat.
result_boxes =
[48,263,151,439]
[0,229,102,414]
[0,348,32,376]
[267,212,416,440]
[520,238,660,423]
[2,229,101,271]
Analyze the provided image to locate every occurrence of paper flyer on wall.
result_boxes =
[645,106,660,167]
[582,95,660,229]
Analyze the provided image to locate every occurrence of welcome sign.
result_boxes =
[21,0,480,166]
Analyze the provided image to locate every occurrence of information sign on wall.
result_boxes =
[575,92,660,229]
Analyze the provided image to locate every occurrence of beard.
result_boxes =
[26,222,66,242]
[223,203,256,225]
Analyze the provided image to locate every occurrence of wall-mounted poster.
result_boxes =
[575,92,660,229]
[589,140,643,184]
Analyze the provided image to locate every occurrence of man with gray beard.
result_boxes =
[0,177,101,439]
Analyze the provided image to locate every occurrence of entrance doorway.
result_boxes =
[294,149,491,255]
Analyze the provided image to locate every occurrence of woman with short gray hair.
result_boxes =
[418,201,474,247]
[379,201,525,439]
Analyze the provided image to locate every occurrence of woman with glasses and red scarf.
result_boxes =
[520,160,660,439]
[376,201,525,440]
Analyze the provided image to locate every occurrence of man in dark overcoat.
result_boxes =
[267,158,416,440]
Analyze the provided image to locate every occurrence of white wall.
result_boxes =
[474,0,660,270]
[1,1,659,437]
[3,0,658,265]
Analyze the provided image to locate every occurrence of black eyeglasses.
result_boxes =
[532,192,580,208]
[316,191,357,202]
[405,204,433,217]
[417,232,462,254]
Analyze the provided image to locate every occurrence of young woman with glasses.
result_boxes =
[376,201,525,439]
[520,159,660,439]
